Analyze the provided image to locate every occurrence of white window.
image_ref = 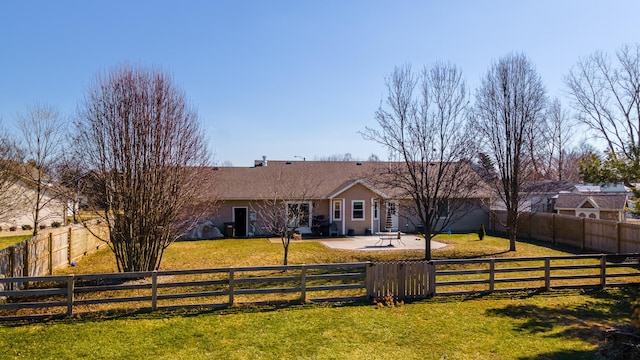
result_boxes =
[352,200,365,220]
[333,200,341,221]
[287,202,311,227]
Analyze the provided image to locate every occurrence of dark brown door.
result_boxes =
[234,208,247,237]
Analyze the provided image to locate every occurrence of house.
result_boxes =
[0,178,66,230]
[200,159,490,238]
[554,193,628,222]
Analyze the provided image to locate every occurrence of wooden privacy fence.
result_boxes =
[0,223,107,280]
[491,211,640,253]
[366,261,434,299]
[2,254,640,320]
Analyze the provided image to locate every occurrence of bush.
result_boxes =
[51,221,61,228]
[9,226,16,232]
[478,223,486,240]
[39,224,46,230]
[22,224,33,231]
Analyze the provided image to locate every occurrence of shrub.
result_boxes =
[39,224,46,230]
[478,223,486,240]
[9,226,16,232]
[51,221,61,228]
[373,292,404,308]
[22,224,33,231]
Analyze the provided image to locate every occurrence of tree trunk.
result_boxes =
[283,234,290,266]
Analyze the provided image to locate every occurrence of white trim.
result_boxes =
[371,198,379,234]
[332,200,342,221]
[285,201,313,234]
[576,209,599,219]
[351,200,365,221]
[328,179,388,199]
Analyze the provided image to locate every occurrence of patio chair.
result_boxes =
[329,222,339,237]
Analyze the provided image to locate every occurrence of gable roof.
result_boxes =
[206,160,490,201]
[555,193,628,210]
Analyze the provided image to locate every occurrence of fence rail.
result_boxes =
[0,262,369,320]
[2,254,640,320]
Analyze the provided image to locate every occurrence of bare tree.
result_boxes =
[565,44,640,160]
[314,153,354,161]
[53,149,86,224]
[16,103,66,236]
[76,64,211,272]
[362,63,479,260]
[0,121,25,224]
[473,53,547,251]
[527,98,576,180]
[252,168,319,265]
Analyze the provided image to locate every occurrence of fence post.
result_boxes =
[581,218,586,250]
[8,247,14,283]
[489,259,495,292]
[552,214,556,244]
[67,227,72,265]
[151,271,158,311]
[66,275,74,316]
[300,265,307,302]
[48,233,53,275]
[616,223,621,254]
[228,268,235,306]
[544,258,551,291]
[22,241,29,288]
[428,261,436,296]
[600,255,606,288]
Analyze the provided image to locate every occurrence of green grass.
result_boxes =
[0,287,634,359]
[0,234,31,250]
[2,234,630,359]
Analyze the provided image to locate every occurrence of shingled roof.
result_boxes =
[555,193,628,210]
[206,160,490,201]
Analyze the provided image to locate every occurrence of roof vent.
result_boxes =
[262,155,268,166]
[285,161,292,165]
[356,162,362,165]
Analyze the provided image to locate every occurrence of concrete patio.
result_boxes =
[318,235,448,251]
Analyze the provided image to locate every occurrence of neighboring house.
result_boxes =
[0,178,66,230]
[201,159,490,238]
[554,193,628,222]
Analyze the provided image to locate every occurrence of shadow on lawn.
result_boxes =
[484,287,639,359]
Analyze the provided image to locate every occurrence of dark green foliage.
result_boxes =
[478,223,485,240]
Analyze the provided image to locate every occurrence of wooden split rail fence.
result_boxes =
[2,254,640,320]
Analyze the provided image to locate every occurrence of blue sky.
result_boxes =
[1,1,639,166]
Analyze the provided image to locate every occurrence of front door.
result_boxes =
[234,207,248,237]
